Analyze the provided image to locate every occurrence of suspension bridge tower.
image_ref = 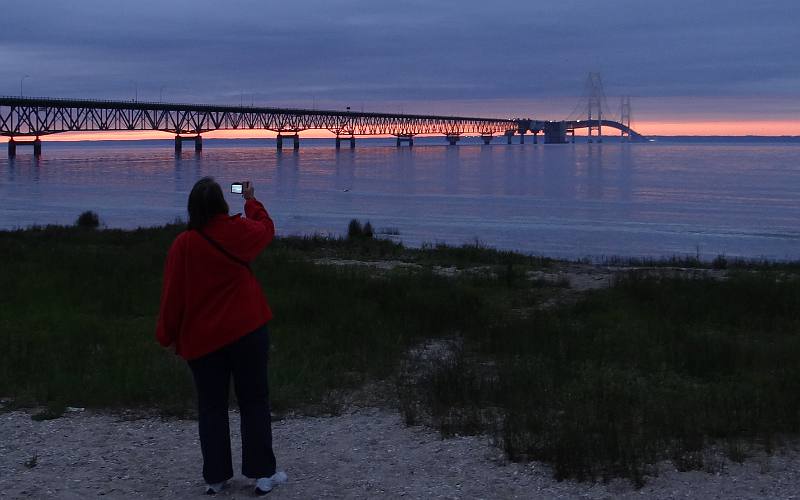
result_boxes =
[586,72,605,143]
[620,96,632,141]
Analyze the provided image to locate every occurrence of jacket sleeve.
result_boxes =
[155,237,186,348]
[239,198,276,262]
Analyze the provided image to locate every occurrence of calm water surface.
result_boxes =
[2,138,799,260]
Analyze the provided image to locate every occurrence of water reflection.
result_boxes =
[334,149,356,192]
[617,143,634,203]
[396,148,416,195]
[443,146,460,195]
[585,143,604,200]
[275,149,300,197]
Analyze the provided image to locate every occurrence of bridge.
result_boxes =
[0,95,643,157]
[533,119,645,144]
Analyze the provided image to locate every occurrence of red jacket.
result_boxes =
[156,199,275,360]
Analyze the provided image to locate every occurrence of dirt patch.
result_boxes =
[313,258,421,272]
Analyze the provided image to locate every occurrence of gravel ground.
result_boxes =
[3,408,800,499]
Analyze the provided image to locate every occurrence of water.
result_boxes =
[2,137,800,260]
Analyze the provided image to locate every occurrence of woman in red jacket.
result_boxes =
[156,177,286,496]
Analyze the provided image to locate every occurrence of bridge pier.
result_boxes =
[505,132,514,145]
[174,135,202,152]
[446,134,460,146]
[544,122,568,144]
[588,124,603,144]
[396,135,413,148]
[532,131,538,144]
[277,133,299,150]
[481,134,493,145]
[7,137,42,157]
[335,135,355,149]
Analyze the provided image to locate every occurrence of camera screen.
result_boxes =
[231,183,243,194]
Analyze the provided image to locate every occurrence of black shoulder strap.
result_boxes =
[195,229,252,271]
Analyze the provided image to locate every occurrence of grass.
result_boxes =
[0,223,540,415]
[3,223,800,486]
[398,270,800,485]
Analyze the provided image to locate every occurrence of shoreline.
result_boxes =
[5,222,800,268]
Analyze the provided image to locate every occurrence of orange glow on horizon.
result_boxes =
[1,121,798,143]
[0,128,338,142]
[633,120,800,137]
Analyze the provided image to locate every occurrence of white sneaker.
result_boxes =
[255,471,288,495]
[205,480,227,495]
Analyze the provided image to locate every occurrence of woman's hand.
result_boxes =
[243,181,255,200]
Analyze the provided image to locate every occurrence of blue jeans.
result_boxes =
[188,325,277,483]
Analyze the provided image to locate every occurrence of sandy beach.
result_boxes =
[3,407,800,499]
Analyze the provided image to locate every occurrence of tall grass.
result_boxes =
[398,270,800,485]
[0,224,519,414]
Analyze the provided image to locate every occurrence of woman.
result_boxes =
[156,177,286,496]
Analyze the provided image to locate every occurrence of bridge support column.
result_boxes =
[506,132,514,145]
[175,135,201,152]
[532,131,538,144]
[446,134,460,146]
[544,122,568,144]
[481,135,493,145]
[519,131,525,144]
[396,135,413,147]
[8,138,43,157]
[336,136,355,149]
[277,134,299,150]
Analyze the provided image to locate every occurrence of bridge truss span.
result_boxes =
[0,97,517,139]
[566,119,644,140]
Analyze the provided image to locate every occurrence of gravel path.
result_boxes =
[2,408,800,499]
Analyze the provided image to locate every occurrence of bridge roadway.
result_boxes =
[0,96,643,156]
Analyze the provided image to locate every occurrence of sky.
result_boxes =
[1,0,798,137]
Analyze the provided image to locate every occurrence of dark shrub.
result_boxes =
[711,254,728,269]
[362,221,374,239]
[76,211,100,229]
[347,219,363,239]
